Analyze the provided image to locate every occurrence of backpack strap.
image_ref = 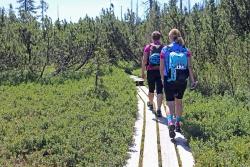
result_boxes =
[165,45,172,52]
[147,43,163,66]
[146,44,152,66]
[150,44,163,54]
[166,44,187,52]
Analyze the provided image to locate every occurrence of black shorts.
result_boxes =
[164,78,187,101]
[147,70,163,94]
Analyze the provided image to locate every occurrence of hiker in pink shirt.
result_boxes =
[141,31,164,117]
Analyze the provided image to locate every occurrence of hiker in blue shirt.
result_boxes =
[160,28,198,138]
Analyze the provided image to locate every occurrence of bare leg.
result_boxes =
[148,92,154,105]
[175,98,183,118]
[157,93,163,110]
[167,100,176,138]
[175,98,183,132]
[167,101,175,116]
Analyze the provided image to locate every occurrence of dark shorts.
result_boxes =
[147,70,163,94]
[164,77,187,101]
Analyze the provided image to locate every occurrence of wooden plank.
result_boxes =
[142,85,195,167]
[137,87,159,167]
[158,106,179,167]
[135,78,144,82]
[140,85,180,167]
[126,84,194,167]
[129,75,138,80]
[129,75,144,82]
[129,75,144,86]
[126,95,144,167]
[135,78,144,86]
[175,132,195,167]
[129,75,140,81]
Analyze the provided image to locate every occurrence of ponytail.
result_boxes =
[169,28,185,46]
[176,36,185,46]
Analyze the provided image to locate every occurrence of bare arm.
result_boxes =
[141,52,148,79]
[160,57,165,81]
[187,56,197,89]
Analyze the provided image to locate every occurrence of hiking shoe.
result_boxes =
[168,122,176,138]
[156,109,162,117]
[175,122,181,133]
[147,102,153,110]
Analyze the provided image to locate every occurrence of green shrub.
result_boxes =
[183,91,250,166]
[0,68,137,166]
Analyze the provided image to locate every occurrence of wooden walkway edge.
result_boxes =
[125,75,195,167]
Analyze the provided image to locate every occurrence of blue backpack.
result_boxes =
[166,46,189,82]
[148,44,163,66]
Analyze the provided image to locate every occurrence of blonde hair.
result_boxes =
[169,28,185,46]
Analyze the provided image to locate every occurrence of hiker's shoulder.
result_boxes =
[162,44,172,52]
[144,43,152,52]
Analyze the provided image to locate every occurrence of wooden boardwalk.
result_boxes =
[126,76,195,167]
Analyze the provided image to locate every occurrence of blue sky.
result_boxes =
[0,0,201,22]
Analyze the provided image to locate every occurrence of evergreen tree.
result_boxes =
[222,0,250,35]
[0,7,5,27]
[38,0,48,24]
[8,4,16,22]
[17,0,37,14]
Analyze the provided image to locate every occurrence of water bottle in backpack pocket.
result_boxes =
[148,45,163,66]
[167,50,189,82]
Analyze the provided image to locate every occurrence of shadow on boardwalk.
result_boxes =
[152,117,192,153]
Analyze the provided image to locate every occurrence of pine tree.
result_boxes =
[0,8,5,28]
[222,0,250,35]
[149,0,153,10]
[38,0,48,22]
[8,4,16,22]
[38,0,48,34]
[143,0,153,12]
[17,0,37,14]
